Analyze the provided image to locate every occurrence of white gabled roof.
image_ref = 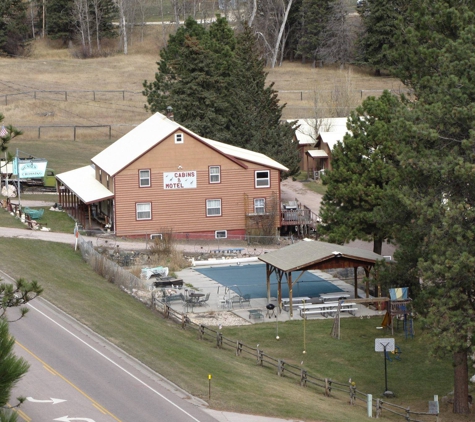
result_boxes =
[93,112,288,175]
[203,138,289,172]
[92,113,176,176]
[317,117,349,133]
[56,166,114,204]
[287,119,317,146]
[319,132,348,151]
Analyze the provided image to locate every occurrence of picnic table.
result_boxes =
[281,297,311,312]
[299,301,358,319]
[319,293,351,302]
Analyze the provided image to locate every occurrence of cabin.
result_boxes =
[56,112,289,239]
[305,118,350,178]
[288,119,317,173]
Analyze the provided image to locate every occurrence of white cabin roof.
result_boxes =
[93,112,288,176]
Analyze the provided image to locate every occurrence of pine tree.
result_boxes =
[0,0,29,56]
[357,0,409,73]
[0,114,22,152]
[296,0,331,64]
[386,0,475,413]
[0,278,43,421]
[318,90,402,254]
[0,318,28,421]
[143,19,299,174]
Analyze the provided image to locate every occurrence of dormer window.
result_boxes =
[175,133,184,144]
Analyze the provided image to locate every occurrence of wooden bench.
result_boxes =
[249,309,264,320]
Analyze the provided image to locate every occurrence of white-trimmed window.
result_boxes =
[136,203,151,220]
[215,230,227,239]
[255,170,270,188]
[209,166,221,183]
[175,133,184,144]
[139,169,150,187]
[206,199,222,216]
[254,198,265,214]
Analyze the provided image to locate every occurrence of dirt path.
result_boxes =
[281,178,322,214]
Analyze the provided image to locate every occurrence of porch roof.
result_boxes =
[306,149,328,158]
[57,166,114,204]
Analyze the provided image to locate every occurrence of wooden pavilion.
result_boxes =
[258,240,386,318]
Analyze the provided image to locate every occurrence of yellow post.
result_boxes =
[208,374,212,400]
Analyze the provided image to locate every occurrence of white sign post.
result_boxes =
[375,338,395,397]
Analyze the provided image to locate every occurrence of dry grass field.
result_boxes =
[0,27,402,173]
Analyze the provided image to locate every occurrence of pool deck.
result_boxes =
[164,264,386,324]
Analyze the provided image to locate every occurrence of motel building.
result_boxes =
[56,112,290,240]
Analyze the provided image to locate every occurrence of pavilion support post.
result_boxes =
[354,267,358,299]
[266,263,271,304]
[87,204,92,229]
[288,272,293,319]
[277,270,282,307]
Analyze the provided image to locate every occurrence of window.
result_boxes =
[254,198,265,214]
[255,170,270,188]
[106,175,110,189]
[139,169,150,187]
[136,203,151,220]
[206,199,221,216]
[215,230,227,239]
[99,169,102,183]
[209,166,220,183]
[175,133,183,144]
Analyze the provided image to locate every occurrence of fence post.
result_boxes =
[256,349,264,366]
[277,359,284,376]
[216,332,223,348]
[367,393,372,418]
[199,324,205,340]
[325,378,332,396]
[405,406,410,421]
[349,382,356,405]
[300,369,307,387]
[236,341,242,356]
[376,399,382,418]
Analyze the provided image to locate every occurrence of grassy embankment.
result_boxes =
[0,233,459,422]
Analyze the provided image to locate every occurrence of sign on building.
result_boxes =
[163,171,197,189]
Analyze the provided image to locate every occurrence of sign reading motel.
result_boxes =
[163,171,197,189]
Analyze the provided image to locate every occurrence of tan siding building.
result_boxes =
[56,113,288,239]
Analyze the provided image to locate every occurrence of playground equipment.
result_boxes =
[381,287,414,339]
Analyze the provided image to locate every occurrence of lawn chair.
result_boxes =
[229,295,243,308]
[241,294,251,307]
[197,292,210,306]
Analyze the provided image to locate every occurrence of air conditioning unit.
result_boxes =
[150,233,163,240]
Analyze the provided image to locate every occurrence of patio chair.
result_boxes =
[241,294,251,307]
[197,292,210,306]
[229,295,243,308]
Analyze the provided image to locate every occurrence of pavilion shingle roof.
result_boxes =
[258,240,384,272]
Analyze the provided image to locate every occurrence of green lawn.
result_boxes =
[0,235,462,421]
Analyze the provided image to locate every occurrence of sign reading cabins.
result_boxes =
[163,171,197,189]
